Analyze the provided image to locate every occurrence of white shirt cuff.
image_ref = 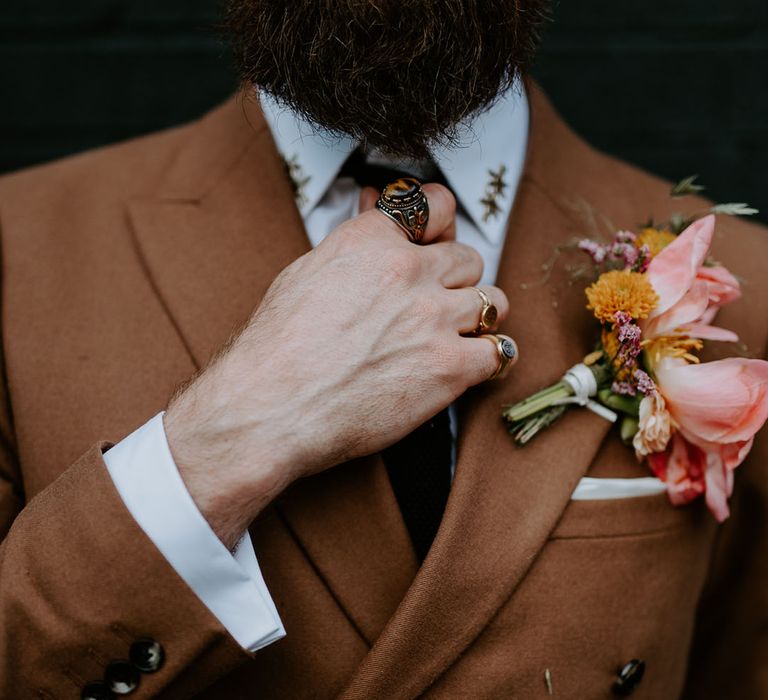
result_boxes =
[103,412,285,652]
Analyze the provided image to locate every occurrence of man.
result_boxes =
[0,1,766,698]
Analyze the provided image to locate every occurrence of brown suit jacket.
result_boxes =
[0,82,766,699]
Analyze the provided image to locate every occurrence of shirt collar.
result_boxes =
[259,82,529,244]
[431,84,529,245]
[259,91,358,217]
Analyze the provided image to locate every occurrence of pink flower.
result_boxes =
[642,216,739,343]
[636,215,768,520]
[653,356,768,520]
[647,433,706,507]
[696,264,741,325]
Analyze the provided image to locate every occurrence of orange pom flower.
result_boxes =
[585,269,659,323]
[636,227,677,257]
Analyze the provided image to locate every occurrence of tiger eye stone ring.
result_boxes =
[376,177,429,243]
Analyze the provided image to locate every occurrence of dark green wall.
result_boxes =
[1,1,766,221]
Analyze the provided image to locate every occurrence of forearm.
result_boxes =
[162,362,298,550]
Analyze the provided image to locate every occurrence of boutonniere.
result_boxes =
[502,177,768,521]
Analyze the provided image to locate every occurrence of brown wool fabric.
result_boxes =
[0,81,766,698]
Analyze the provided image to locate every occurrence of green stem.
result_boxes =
[506,405,569,446]
[502,380,572,422]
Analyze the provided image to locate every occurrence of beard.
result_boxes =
[224,0,550,159]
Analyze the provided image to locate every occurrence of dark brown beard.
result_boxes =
[224,0,550,159]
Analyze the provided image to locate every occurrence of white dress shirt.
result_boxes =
[103,83,666,653]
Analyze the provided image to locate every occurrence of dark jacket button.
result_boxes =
[104,660,140,695]
[129,637,165,673]
[81,681,114,700]
[613,659,646,696]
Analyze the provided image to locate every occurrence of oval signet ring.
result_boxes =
[375,177,429,243]
[471,287,499,334]
[480,333,519,380]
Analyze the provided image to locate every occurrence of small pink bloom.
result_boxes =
[616,230,637,243]
[634,369,657,396]
[611,381,636,396]
[577,239,606,264]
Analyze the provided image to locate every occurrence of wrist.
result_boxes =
[163,381,296,548]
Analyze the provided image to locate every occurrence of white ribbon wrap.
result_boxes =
[553,363,618,423]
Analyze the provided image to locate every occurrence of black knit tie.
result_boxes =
[339,149,453,562]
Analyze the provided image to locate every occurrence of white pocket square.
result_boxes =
[570,476,667,501]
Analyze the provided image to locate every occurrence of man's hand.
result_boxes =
[164,184,509,547]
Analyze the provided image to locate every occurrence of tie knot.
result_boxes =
[339,148,447,192]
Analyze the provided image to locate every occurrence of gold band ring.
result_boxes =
[471,287,499,334]
[480,334,519,380]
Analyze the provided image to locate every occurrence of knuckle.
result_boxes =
[465,244,484,266]
[434,242,482,276]
[411,294,444,323]
[460,245,484,273]
[379,247,422,285]
[323,226,359,255]
[429,342,463,385]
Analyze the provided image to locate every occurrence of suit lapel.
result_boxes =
[127,98,308,368]
[127,92,417,646]
[338,83,617,699]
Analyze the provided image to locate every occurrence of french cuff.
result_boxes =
[103,412,286,652]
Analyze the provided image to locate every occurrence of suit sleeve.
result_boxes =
[103,412,285,652]
[682,342,768,700]
[0,368,264,696]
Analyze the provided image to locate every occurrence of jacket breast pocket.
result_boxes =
[434,494,720,699]
[522,495,718,698]
[555,488,699,539]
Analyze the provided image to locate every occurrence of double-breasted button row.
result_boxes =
[81,638,165,699]
[613,658,646,696]
[129,638,164,674]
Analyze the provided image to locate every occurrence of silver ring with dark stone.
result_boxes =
[375,177,429,243]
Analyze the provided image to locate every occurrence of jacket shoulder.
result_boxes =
[0,122,192,210]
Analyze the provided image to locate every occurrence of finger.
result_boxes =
[449,286,510,334]
[423,242,484,288]
[421,183,456,244]
[459,335,506,386]
[359,186,379,213]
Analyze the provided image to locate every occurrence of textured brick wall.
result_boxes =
[1,1,766,221]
